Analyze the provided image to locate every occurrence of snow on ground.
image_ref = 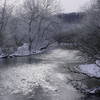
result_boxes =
[79,63,100,78]
[0,53,6,58]
[10,43,44,57]
[11,43,30,56]
[0,43,46,58]
[10,42,58,57]
[0,42,75,58]
[77,61,100,94]
[0,41,59,58]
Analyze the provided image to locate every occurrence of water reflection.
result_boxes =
[0,55,43,68]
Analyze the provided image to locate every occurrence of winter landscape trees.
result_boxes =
[77,0,100,58]
[0,0,100,59]
[0,0,61,56]
[0,0,14,55]
[20,0,61,53]
[54,0,100,59]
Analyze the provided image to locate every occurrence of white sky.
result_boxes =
[60,0,92,13]
[1,0,92,13]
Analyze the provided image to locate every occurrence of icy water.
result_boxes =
[0,48,99,100]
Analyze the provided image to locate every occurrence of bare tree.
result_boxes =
[76,0,100,58]
[0,0,14,56]
[0,0,13,47]
[20,0,61,53]
[9,17,27,48]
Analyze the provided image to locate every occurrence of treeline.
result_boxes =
[0,0,61,55]
[57,12,85,23]
[78,0,100,58]
[54,0,100,59]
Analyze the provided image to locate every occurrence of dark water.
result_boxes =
[0,49,99,100]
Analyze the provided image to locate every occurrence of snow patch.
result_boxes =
[12,43,30,56]
[0,42,58,58]
[86,87,100,94]
[0,53,7,58]
[11,43,43,57]
[79,64,100,78]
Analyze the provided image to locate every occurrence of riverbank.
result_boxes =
[0,42,58,59]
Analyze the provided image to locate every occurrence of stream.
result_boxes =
[0,48,99,100]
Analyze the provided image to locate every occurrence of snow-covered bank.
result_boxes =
[78,61,100,95]
[10,43,45,57]
[0,54,7,58]
[79,63,100,78]
[0,43,44,58]
[12,43,30,56]
[0,42,58,58]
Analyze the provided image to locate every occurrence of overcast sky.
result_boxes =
[1,0,92,13]
[60,0,92,13]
